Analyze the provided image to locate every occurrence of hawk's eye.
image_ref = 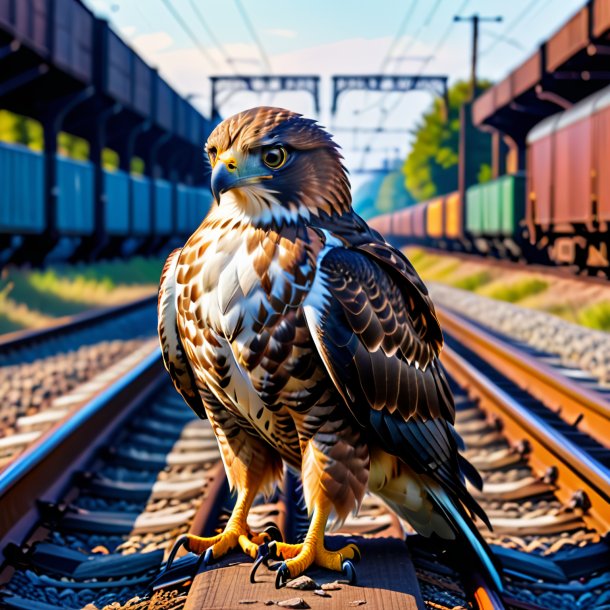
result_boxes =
[262,145,287,169]
[207,147,217,167]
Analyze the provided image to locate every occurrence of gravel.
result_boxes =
[430,283,610,385]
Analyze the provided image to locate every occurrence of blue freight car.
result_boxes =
[154,180,173,235]
[130,176,152,236]
[0,142,210,251]
[103,170,130,236]
[56,157,95,234]
[0,142,45,234]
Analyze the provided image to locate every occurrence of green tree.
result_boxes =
[375,168,414,215]
[404,80,492,201]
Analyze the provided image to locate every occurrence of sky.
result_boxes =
[84,0,585,183]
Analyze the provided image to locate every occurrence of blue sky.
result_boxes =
[85,0,585,178]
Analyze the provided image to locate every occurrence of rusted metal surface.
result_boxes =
[439,308,610,530]
[472,86,496,126]
[511,53,542,99]
[554,116,594,226]
[593,0,610,37]
[546,6,590,72]
[526,114,560,229]
[495,78,512,109]
[593,95,610,222]
[184,537,424,610]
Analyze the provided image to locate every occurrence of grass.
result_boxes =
[479,278,549,303]
[577,301,610,331]
[420,260,461,282]
[452,271,492,292]
[405,247,610,333]
[0,257,163,334]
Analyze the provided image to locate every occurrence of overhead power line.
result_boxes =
[189,0,238,73]
[234,0,272,72]
[160,0,219,69]
[480,0,542,56]
[378,0,418,75]
[358,0,471,171]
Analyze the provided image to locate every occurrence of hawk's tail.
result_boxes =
[426,484,504,608]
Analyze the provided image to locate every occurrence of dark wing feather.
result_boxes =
[304,243,487,524]
[307,245,453,423]
[158,249,207,419]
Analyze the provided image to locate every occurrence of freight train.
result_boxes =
[0,0,214,264]
[370,82,610,275]
[0,140,211,263]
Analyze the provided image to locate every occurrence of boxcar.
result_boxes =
[412,202,427,239]
[153,179,173,235]
[593,87,610,230]
[426,197,444,239]
[444,191,462,240]
[56,157,94,235]
[130,176,152,236]
[103,169,129,235]
[527,84,610,266]
[0,142,45,234]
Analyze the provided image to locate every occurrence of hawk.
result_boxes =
[158,107,502,595]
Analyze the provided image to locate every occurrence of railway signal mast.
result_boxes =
[454,13,503,199]
[453,13,503,100]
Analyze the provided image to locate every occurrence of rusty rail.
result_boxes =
[439,306,610,530]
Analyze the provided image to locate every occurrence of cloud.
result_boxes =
[133,32,174,55]
[265,28,297,39]
[120,25,137,37]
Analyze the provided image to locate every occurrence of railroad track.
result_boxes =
[0,310,608,609]
[439,306,610,520]
[0,295,158,469]
[0,294,157,366]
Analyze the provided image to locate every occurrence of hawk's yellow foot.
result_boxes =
[186,523,282,563]
[270,538,359,588]
[250,500,360,587]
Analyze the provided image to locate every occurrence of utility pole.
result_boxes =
[454,14,502,100]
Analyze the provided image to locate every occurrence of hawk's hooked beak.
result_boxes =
[211,150,272,201]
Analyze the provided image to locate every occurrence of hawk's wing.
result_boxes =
[158,249,207,419]
[304,240,452,424]
[303,239,486,518]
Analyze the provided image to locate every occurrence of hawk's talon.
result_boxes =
[275,562,291,588]
[341,559,357,584]
[267,540,281,560]
[202,547,215,567]
[250,539,287,582]
[249,542,270,583]
[153,535,190,584]
[263,525,283,543]
[344,543,361,564]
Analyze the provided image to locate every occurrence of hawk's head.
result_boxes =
[205,107,351,226]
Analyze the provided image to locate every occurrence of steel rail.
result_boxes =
[0,349,164,547]
[0,293,157,352]
[439,310,610,530]
[438,307,610,451]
